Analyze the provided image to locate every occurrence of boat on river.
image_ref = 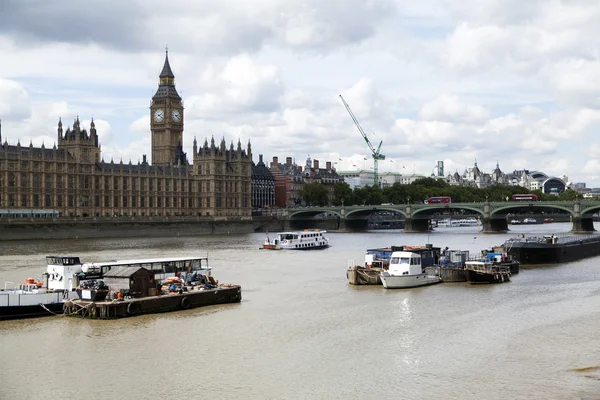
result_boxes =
[0,256,83,320]
[504,234,600,264]
[65,255,240,319]
[380,251,442,289]
[1,255,219,320]
[261,229,329,250]
[465,261,511,284]
[347,244,441,285]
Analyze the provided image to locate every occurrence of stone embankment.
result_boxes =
[0,215,284,241]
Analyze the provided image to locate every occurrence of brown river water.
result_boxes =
[1,223,599,400]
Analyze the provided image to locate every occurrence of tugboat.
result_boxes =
[0,256,83,320]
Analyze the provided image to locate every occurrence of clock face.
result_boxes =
[153,108,164,122]
[172,109,181,122]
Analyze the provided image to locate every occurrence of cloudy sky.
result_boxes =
[1,0,600,185]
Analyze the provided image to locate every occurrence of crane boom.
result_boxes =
[339,94,385,187]
[339,95,377,154]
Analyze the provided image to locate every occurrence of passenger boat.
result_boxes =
[380,251,441,289]
[261,229,329,250]
[465,261,511,284]
[0,256,83,320]
[347,244,441,285]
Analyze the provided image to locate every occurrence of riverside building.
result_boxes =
[0,51,252,218]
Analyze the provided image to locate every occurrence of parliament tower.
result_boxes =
[150,49,185,167]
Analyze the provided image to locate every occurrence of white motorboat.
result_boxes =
[380,251,441,289]
[261,229,329,250]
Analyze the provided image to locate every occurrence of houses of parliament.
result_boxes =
[0,51,253,218]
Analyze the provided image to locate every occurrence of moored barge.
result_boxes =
[505,234,600,264]
[65,255,240,319]
[465,261,511,284]
[64,285,241,319]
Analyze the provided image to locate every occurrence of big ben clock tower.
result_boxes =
[150,49,185,166]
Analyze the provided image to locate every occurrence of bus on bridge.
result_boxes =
[512,194,538,201]
[426,196,451,204]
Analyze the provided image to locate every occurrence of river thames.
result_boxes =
[1,223,599,399]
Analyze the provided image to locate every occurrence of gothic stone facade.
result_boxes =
[0,51,252,218]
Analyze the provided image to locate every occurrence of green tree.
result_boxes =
[300,182,329,206]
[332,182,353,206]
[558,188,583,201]
[411,177,449,188]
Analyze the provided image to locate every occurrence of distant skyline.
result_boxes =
[1,1,600,184]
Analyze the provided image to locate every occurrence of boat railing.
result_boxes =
[505,233,599,245]
[3,281,16,291]
[466,263,510,274]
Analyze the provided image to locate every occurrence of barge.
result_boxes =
[505,234,600,264]
[65,255,241,319]
[465,261,511,284]
[64,285,241,319]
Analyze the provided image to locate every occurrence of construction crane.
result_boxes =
[339,94,385,187]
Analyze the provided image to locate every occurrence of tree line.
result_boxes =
[298,177,583,207]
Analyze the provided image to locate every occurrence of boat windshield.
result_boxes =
[367,250,393,259]
[391,257,411,264]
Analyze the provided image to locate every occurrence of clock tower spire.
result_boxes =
[150,48,185,167]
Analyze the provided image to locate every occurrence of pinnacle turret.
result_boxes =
[160,48,174,78]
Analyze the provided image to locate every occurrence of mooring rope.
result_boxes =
[39,303,62,316]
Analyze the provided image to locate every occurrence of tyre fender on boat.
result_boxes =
[127,302,140,316]
[181,296,190,309]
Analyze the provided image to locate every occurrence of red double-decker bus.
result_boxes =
[512,194,537,201]
[426,196,452,204]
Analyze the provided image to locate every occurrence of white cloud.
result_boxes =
[185,55,283,118]
[1,0,600,186]
[419,94,490,123]
[0,79,32,120]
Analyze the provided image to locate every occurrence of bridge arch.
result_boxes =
[287,209,342,220]
[581,205,600,216]
[345,207,406,218]
[412,204,484,218]
[490,203,574,217]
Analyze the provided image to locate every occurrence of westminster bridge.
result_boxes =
[277,200,600,233]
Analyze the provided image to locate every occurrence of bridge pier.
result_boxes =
[337,216,346,231]
[404,218,431,233]
[571,216,595,233]
[480,217,509,233]
[570,202,596,233]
